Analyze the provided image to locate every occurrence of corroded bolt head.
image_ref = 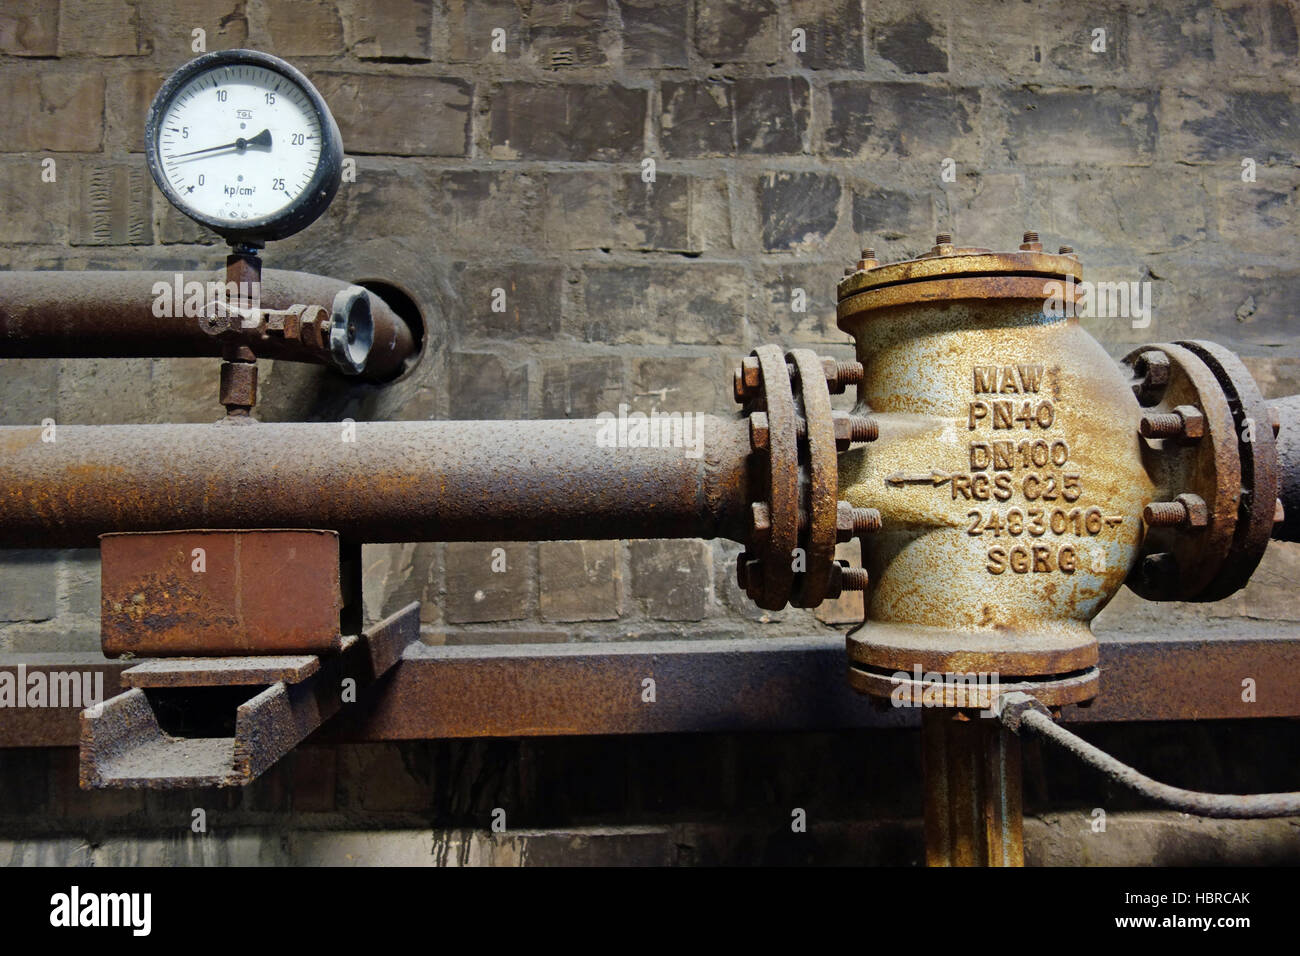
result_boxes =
[835,502,882,542]
[1131,350,1170,406]
[742,356,762,390]
[1176,492,1209,527]
[749,411,770,452]
[1019,231,1042,251]
[822,357,865,393]
[733,367,748,403]
[751,501,772,542]
[832,411,852,451]
[831,413,878,450]
[736,552,751,589]
[835,501,855,542]
[1175,405,1206,438]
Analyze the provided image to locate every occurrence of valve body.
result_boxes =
[836,244,1156,703]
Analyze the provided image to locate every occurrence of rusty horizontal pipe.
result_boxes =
[0,269,416,381]
[0,417,752,548]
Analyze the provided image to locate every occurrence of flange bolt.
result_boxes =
[1143,493,1208,528]
[838,564,869,591]
[824,358,865,393]
[1140,405,1205,440]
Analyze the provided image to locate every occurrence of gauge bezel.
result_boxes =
[145,48,344,243]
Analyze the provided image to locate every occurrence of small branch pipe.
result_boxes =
[0,417,753,548]
[1001,693,1300,819]
[0,269,416,381]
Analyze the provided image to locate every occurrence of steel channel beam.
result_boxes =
[0,417,753,548]
[2,630,1298,748]
[0,269,415,380]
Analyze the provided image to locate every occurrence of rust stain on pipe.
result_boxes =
[0,269,415,381]
[0,417,753,548]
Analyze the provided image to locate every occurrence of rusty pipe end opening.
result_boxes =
[330,287,375,375]
[354,279,426,383]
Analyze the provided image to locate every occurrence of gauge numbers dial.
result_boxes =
[146,50,343,242]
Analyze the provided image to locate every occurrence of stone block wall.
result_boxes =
[2,0,1297,649]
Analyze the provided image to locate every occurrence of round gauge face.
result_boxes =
[145,50,343,243]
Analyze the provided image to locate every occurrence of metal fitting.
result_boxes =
[1019,230,1043,252]
[832,411,879,451]
[330,286,375,376]
[823,358,865,394]
[836,561,869,591]
[835,501,882,541]
[1140,404,1205,440]
[1131,350,1171,406]
[749,412,770,452]
[219,360,257,415]
[1143,493,1209,529]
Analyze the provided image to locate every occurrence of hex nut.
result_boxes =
[749,412,770,452]
[1176,492,1209,528]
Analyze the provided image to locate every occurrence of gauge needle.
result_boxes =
[169,128,273,161]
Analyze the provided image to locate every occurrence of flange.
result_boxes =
[733,346,880,610]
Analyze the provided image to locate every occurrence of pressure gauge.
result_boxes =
[145,49,343,244]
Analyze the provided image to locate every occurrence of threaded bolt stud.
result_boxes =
[850,417,878,442]
[852,507,882,533]
[840,567,869,591]
[1143,501,1189,527]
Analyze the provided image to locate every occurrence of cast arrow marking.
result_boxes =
[885,470,951,487]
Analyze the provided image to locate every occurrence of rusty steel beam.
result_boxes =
[332,629,1300,738]
[0,269,416,381]
[0,418,753,548]
[2,630,1300,748]
[79,603,421,789]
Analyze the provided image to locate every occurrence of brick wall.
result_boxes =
[1,0,1298,648]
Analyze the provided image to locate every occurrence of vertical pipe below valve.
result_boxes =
[921,709,1025,867]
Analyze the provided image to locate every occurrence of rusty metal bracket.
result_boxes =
[79,601,419,789]
[101,529,343,657]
